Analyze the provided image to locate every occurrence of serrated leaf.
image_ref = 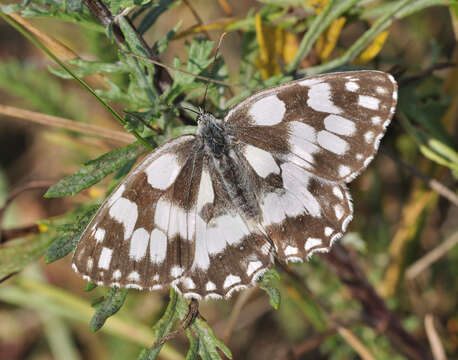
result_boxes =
[138,289,182,360]
[90,287,128,332]
[194,320,232,360]
[45,205,99,263]
[45,143,144,198]
[0,231,56,280]
[258,269,281,309]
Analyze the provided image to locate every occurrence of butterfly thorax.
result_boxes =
[197,111,260,219]
[197,112,228,156]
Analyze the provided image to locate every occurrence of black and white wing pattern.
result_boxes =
[224,70,397,261]
[73,136,274,299]
[73,70,397,300]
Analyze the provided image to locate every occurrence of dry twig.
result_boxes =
[381,148,458,208]
[0,104,135,145]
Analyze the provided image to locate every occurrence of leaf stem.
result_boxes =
[0,12,152,150]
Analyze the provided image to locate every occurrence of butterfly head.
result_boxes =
[196,110,227,155]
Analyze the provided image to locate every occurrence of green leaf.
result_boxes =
[49,59,126,79]
[108,0,152,14]
[193,320,232,360]
[90,287,129,332]
[138,289,182,360]
[257,269,281,309]
[0,231,56,281]
[45,205,99,264]
[138,0,182,35]
[44,143,144,198]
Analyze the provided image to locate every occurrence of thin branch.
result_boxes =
[182,0,212,40]
[279,262,377,359]
[424,314,447,360]
[320,243,433,360]
[337,327,376,360]
[380,148,458,208]
[119,50,249,88]
[0,104,135,145]
[398,62,456,86]
[223,287,256,343]
[406,231,458,280]
[0,180,55,243]
[1,224,40,243]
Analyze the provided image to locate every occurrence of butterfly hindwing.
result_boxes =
[225,70,397,183]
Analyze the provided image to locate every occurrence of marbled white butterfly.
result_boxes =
[73,70,398,300]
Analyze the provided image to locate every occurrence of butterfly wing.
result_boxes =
[225,70,397,183]
[175,157,274,300]
[73,135,200,290]
[224,70,397,260]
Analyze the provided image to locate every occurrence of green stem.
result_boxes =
[297,0,416,75]
[0,12,153,150]
[287,0,361,72]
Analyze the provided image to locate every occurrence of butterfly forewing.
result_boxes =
[72,70,397,300]
[225,70,397,183]
[73,135,199,290]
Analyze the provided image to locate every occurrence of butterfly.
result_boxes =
[72,70,398,300]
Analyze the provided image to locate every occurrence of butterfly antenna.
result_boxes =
[182,106,200,116]
[201,32,227,110]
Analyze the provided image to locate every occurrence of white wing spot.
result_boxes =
[129,228,149,261]
[94,228,105,243]
[356,153,363,160]
[371,116,382,125]
[249,95,286,126]
[324,115,356,136]
[364,156,374,167]
[98,247,113,270]
[206,281,217,291]
[87,257,93,271]
[333,186,344,200]
[109,197,138,240]
[288,121,319,164]
[342,215,353,231]
[305,238,322,251]
[284,246,298,256]
[150,229,167,264]
[317,130,349,155]
[325,227,334,236]
[223,274,241,289]
[330,233,342,245]
[358,95,380,110]
[307,82,342,114]
[145,153,182,190]
[393,90,398,101]
[345,81,359,92]
[334,204,344,220]
[244,144,280,178]
[247,261,262,276]
[338,165,351,178]
[170,266,183,278]
[299,78,323,87]
[127,271,140,282]
[113,269,122,280]
[374,134,383,150]
[376,86,387,94]
[153,274,160,282]
[364,131,375,143]
[182,277,196,289]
